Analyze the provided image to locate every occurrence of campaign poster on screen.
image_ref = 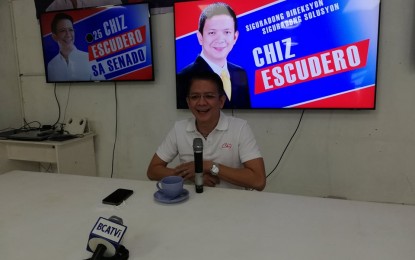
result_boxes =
[174,0,380,109]
[40,3,153,82]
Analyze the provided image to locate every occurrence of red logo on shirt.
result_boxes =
[221,143,232,149]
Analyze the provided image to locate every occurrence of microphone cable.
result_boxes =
[266,109,305,179]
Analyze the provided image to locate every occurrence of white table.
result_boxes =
[0,134,96,176]
[1,171,415,260]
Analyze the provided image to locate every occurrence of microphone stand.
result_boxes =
[85,244,129,260]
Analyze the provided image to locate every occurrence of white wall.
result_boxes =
[0,1,22,130]
[0,0,39,174]
[4,0,415,204]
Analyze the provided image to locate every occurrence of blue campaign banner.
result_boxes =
[40,3,154,82]
[174,0,380,109]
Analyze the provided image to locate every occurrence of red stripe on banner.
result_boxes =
[174,0,282,38]
[110,66,153,80]
[88,26,147,60]
[292,85,376,109]
[254,39,370,95]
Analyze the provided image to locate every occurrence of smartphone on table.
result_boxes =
[102,188,134,206]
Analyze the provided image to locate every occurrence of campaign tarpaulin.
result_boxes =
[40,3,153,82]
[174,0,380,109]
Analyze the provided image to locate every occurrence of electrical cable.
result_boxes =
[266,109,305,179]
[19,120,42,130]
[62,83,72,126]
[52,83,61,129]
[111,83,119,178]
[22,117,29,128]
[0,127,14,132]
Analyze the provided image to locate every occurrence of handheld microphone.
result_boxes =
[193,138,203,193]
[87,215,128,259]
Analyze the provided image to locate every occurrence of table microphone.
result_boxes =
[86,215,129,260]
[193,138,203,193]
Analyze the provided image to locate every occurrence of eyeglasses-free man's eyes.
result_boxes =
[57,28,74,34]
[187,93,221,102]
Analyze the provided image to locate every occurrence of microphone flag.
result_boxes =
[87,216,127,257]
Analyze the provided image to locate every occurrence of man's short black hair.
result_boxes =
[187,71,225,96]
[198,2,237,35]
[51,13,74,34]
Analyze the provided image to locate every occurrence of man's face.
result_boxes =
[186,79,225,124]
[197,14,238,66]
[52,19,75,51]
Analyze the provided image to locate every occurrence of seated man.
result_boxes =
[147,71,265,191]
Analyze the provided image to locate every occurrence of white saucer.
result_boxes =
[154,189,189,204]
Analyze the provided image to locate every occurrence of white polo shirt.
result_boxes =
[156,112,262,189]
[47,48,91,82]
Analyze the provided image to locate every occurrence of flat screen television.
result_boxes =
[39,3,154,83]
[174,0,380,109]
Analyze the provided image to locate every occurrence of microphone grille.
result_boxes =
[193,138,203,151]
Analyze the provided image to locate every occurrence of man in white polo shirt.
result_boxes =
[147,71,265,191]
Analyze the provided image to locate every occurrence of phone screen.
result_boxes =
[102,188,134,206]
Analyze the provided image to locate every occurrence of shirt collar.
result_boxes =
[200,52,228,74]
[186,111,229,133]
[58,47,78,60]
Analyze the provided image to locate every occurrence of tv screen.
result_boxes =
[174,0,380,109]
[39,3,154,83]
